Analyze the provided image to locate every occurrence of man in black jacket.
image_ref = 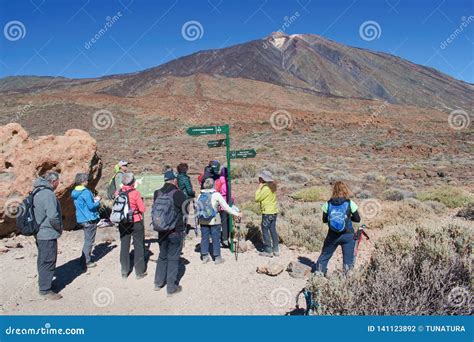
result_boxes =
[153,169,186,296]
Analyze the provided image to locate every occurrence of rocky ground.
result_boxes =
[0,214,373,316]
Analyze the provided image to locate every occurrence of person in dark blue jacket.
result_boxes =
[72,173,101,269]
[313,181,361,275]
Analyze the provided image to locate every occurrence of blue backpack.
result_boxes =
[196,192,217,222]
[327,201,351,233]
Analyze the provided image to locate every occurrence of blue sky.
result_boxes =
[0,0,473,82]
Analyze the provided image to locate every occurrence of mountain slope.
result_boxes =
[101,33,473,111]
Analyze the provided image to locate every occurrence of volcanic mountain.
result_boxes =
[100,33,473,111]
[1,33,472,112]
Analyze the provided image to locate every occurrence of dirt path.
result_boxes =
[0,223,373,315]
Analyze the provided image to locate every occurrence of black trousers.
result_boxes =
[36,239,58,294]
[155,231,183,294]
[119,220,146,276]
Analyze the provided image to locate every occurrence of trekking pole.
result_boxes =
[353,224,370,258]
[234,216,241,261]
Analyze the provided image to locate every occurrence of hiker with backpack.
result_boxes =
[313,181,361,275]
[217,167,233,248]
[197,178,242,264]
[71,173,101,269]
[152,169,187,296]
[255,170,279,257]
[111,172,147,279]
[30,171,63,300]
[106,160,128,199]
[177,163,197,233]
[177,163,195,199]
[198,160,220,189]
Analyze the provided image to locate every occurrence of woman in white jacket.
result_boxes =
[198,178,242,264]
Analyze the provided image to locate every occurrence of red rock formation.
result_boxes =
[0,123,102,237]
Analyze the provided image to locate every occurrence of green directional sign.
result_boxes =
[186,125,229,136]
[207,139,226,148]
[230,149,257,159]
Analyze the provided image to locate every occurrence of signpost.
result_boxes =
[186,124,256,254]
[230,149,257,159]
[207,139,226,148]
[186,125,229,136]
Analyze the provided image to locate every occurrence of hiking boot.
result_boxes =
[154,284,165,291]
[259,251,273,258]
[214,256,225,264]
[167,286,182,297]
[86,262,97,268]
[273,251,280,257]
[202,255,211,264]
[136,272,148,280]
[40,291,63,300]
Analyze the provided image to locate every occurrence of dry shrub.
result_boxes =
[307,218,472,315]
[231,163,257,179]
[382,187,414,201]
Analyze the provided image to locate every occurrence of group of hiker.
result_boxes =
[18,158,362,300]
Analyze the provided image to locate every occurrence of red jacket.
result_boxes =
[120,185,145,223]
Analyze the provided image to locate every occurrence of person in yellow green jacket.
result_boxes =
[255,170,279,257]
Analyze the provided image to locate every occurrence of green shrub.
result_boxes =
[417,186,473,208]
[307,218,472,315]
[290,186,330,202]
[240,201,260,215]
[231,164,257,179]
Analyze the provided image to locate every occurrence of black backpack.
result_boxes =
[16,186,51,236]
[151,189,179,232]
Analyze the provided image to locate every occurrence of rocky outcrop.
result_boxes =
[0,123,102,237]
[257,260,284,276]
[286,261,312,279]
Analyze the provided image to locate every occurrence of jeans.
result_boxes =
[261,214,279,253]
[314,231,356,275]
[119,220,146,276]
[36,239,58,294]
[220,211,229,243]
[80,222,97,264]
[200,224,221,257]
[155,232,183,294]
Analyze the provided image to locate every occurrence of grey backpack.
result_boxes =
[151,189,179,232]
[110,189,134,224]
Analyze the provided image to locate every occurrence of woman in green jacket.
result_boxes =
[255,170,279,257]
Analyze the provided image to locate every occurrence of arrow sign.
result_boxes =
[207,139,226,148]
[230,149,257,159]
[186,125,229,136]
